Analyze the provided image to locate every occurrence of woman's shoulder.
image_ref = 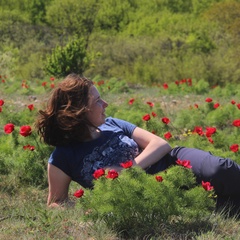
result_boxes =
[101,117,136,136]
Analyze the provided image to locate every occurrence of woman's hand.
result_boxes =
[104,165,123,174]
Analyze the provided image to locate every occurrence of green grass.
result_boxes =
[0,79,240,239]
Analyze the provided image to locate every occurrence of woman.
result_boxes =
[36,73,240,215]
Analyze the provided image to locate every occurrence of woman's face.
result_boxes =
[86,85,108,127]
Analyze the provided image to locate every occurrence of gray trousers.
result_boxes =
[146,146,240,214]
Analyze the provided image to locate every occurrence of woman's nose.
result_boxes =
[103,100,108,108]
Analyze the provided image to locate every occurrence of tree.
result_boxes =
[44,38,92,77]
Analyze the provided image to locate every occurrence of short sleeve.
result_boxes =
[104,117,137,137]
[48,147,72,178]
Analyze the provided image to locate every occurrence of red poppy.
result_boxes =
[175,80,179,85]
[163,83,168,89]
[4,123,15,134]
[194,104,198,109]
[73,189,84,198]
[176,159,192,169]
[0,99,4,106]
[237,104,240,110]
[146,101,154,107]
[93,168,105,179]
[205,127,216,137]
[208,137,214,144]
[120,160,133,168]
[23,144,35,151]
[187,78,192,86]
[97,80,104,86]
[1,79,5,83]
[161,117,170,124]
[42,82,47,87]
[230,144,239,153]
[27,104,34,111]
[205,98,213,103]
[151,112,157,117]
[232,119,240,127]
[128,98,135,105]
[231,100,236,105]
[19,125,32,137]
[213,103,220,109]
[50,77,55,81]
[50,83,55,88]
[193,126,204,136]
[164,131,172,140]
[106,169,119,179]
[155,176,163,182]
[142,114,151,121]
[202,181,214,191]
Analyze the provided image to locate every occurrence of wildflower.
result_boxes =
[142,114,151,121]
[50,83,55,88]
[27,104,34,111]
[73,189,84,198]
[163,83,168,89]
[208,137,214,144]
[106,169,119,179]
[193,126,204,136]
[23,144,35,151]
[202,181,214,191]
[0,99,4,106]
[205,98,213,103]
[120,160,133,169]
[146,101,154,107]
[237,104,240,110]
[175,80,179,85]
[151,112,157,117]
[187,78,192,86]
[194,104,198,109]
[19,125,32,137]
[176,159,192,169]
[128,98,135,105]
[93,168,105,179]
[42,82,47,87]
[97,80,104,86]
[213,103,220,109]
[50,76,55,81]
[205,127,216,138]
[161,117,170,124]
[4,123,15,134]
[155,176,163,182]
[164,131,172,140]
[232,119,240,127]
[231,100,236,105]
[230,144,239,153]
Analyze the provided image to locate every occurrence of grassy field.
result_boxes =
[1,78,240,239]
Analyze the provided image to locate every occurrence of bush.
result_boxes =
[77,165,215,238]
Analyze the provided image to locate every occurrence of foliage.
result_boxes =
[45,38,92,77]
[0,75,240,238]
[0,0,240,85]
[78,166,215,238]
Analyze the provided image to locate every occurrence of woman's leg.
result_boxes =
[170,147,240,216]
[170,147,240,196]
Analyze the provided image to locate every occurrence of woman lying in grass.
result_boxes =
[36,73,240,216]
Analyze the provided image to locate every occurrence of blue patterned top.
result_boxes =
[48,117,139,188]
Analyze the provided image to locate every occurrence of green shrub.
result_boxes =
[77,165,215,238]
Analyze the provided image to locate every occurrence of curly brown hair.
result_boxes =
[36,73,95,146]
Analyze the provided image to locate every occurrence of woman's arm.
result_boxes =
[47,163,72,207]
[131,127,172,169]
